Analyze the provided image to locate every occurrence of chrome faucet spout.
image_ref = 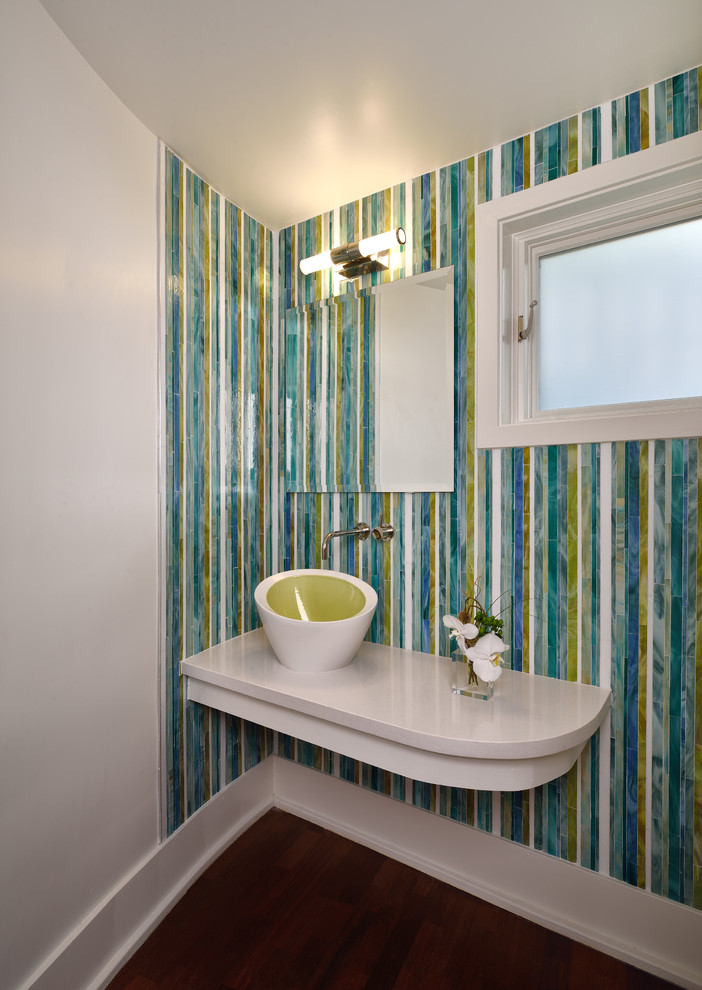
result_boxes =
[321,522,370,561]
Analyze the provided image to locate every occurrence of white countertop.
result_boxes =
[181,628,611,791]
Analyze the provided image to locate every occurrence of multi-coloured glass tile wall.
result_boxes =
[275,64,702,910]
[162,148,275,835]
[278,165,476,654]
[285,294,377,492]
[162,65,702,908]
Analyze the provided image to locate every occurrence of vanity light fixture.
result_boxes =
[299,227,406,280]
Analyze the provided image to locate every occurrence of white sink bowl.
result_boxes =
[254,569,377,672]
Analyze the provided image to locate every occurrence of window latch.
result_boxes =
[518,300,538,341]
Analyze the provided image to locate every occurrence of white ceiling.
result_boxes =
[40,0,701,230]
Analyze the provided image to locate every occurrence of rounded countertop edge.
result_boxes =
[181,632,612,763]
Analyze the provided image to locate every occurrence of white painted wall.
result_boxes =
[0,3,159,988]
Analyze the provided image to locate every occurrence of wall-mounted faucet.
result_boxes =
[321,522,370,561]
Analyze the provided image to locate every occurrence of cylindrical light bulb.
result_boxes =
[299,228,405,276]
[357,227,405,257]
[299,250,333,275]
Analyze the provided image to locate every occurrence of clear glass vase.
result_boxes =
[451,652,494,701]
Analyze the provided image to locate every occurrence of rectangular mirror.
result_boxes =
[285,266,454,493]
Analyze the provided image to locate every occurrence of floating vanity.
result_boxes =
[181,629,610,792]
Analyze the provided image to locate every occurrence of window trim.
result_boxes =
[476,130,702,449]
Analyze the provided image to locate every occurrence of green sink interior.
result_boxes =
[266,575,367,622]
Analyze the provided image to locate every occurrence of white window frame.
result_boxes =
[476,130,702,449]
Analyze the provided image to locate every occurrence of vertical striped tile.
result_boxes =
[612,87,650,158]
[501,136,530,195]
[655,67,701,144]
[477,449,492,614]
[694,439,702,909]
[580,444,601,870]
[609,442,650,888]
[463,157,476,599]
[478,149,493,204]
[650,439,700,905]
[163,151,274,835]
[165,149,184,832]
[581,107,601,169]
[499,447,529,673]
[162,61,702,915]
[530,445,579,861]
[285,294,376,493]
[534,116,578,184]
[497,445,532,851]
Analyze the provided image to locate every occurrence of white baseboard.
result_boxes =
[23,756,701,990]
[271,758,702,990]
[21,760,274,990]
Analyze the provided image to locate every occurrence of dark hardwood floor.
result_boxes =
[107,809,678,990]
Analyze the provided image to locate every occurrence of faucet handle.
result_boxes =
[355,522,371,540]
[372,516,394,543]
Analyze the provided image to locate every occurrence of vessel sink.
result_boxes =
[254,569,377,672]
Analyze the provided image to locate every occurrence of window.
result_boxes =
[476,130,702,448]
[538,218,702,411]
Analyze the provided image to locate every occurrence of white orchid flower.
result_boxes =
[464,632,509,683]
[442,613,479,654]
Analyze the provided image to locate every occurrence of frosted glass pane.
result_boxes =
[538,217,702,411]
